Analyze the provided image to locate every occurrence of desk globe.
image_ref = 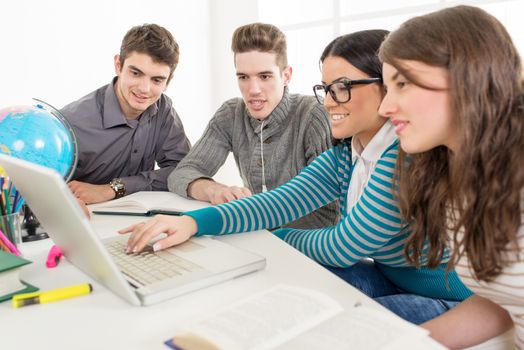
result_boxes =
[0,99,78,241]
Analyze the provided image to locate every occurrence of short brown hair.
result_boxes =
[231,23,288,71]
[119,24,179,76]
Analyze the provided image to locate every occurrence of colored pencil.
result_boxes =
[0,236,10,252]
[0,228,21,256]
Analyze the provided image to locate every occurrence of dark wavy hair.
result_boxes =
[379,5,524,281]
[320,29,389,145]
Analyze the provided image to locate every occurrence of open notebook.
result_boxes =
[89,191,209,216]
[0,154,266,306]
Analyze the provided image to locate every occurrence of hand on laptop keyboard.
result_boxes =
[118,215,198,254]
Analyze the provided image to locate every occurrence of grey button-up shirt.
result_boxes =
[169,88,339,229]
[61,78,191,194]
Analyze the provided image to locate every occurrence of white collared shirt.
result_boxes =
[347,120,397,213]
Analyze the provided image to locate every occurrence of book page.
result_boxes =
[90,198,146,212]
[277,306,432,350]
[0,268,27,296]
[89,191,210,214]
[89,193,149,213]
[168,285,343,350]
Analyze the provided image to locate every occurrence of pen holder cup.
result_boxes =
[0,213,23,248]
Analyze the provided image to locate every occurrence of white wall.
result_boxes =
[208,0,258,109]
[258,0,524,96]
[0,0,213,144]
[3,0,522,187]
[1,0,252,186]
[207,0,258,185]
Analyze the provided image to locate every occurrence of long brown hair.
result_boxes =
[379,5,524,281]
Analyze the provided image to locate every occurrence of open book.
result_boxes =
[164,285,439,350]
[89,191,209,216]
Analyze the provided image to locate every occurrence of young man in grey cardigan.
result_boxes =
[168,23,338,229]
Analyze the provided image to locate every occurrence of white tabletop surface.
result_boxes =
[1,196,447,350]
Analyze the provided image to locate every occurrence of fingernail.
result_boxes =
[132,246,138,253]
[153,243,161,252]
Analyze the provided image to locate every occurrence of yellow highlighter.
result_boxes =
[12,283,93,308]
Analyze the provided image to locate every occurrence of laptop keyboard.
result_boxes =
[105,240,202,286]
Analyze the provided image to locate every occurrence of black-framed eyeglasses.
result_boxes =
[313,78,382,104]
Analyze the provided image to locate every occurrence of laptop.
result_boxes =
[0,154,266,306]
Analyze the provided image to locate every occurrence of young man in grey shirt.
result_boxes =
[62,24,191,205]
[169,23,338,229]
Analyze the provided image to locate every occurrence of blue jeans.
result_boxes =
[325,259,459,325]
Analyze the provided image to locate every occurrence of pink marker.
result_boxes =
[46,245,63,268]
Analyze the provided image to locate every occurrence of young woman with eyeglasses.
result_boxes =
[120,30,472,324]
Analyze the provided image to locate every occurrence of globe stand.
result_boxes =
[21,205,48,242]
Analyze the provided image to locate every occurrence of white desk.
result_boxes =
[1,198,444,350]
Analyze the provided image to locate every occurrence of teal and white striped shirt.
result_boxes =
[186,141,472,301]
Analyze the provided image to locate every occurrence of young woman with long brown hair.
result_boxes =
[379,5,524,348]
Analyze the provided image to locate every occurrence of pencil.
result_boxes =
[0,228,21,256]
[0,236,10,252]
[14,198,24,213]
[0,216,14,243]
[12,190,20,212]
[0,188,5,216]
[2,188,16,241]
[4,189,11,215]
[7,181,13,199]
